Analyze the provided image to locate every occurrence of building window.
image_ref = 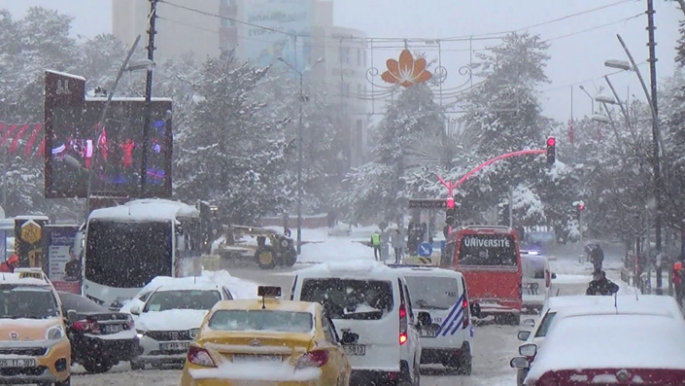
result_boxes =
[342,48,351,64]
[221,18,229,27]
[357,48,361,66]
[221,0,228,6]
[229,0,236,4]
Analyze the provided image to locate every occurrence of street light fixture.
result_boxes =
[126,59,156,72]
[592,114,611,124]
[595,95,617,105]
[604,59,632,71]
[277,56,325,255]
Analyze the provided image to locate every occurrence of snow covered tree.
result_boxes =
[174,55,291,224]
[341,83,446,223]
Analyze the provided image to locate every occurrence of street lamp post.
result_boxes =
[277,56,325,254]
[578,85,595,115]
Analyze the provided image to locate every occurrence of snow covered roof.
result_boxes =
[0,273,51,287]
[544,295,683,318]
[45,69,86,81]
[14,215,50,221]
[214,299,319,314]
[388,265,464,279]
[526,313,685,381]
[89,199,199,222]
[295,260,400,280]
[154,282,221,292]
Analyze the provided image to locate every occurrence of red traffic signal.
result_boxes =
[547,137,556,147]
[578,203,585,211]
[446,197,455,209]
[546,136,556,166]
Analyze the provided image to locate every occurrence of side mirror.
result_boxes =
[551,272,557,279]
[517,330,531,341]
[510,356,530,369]
[417,311,432,327]
[470,302,481,319]
[130,306,141,316]
[519,343,537,357]
[340,330,359,345]
[522,318,535,328]
[66,310,78,324]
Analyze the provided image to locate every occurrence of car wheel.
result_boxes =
[254,246,276,269]
[82,359,114,374]
[282,248,297,267]
[130,360,145,370]
[53,377,71,386]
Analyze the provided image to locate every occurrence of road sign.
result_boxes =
[418,242,433,257]
[409,199,448,209]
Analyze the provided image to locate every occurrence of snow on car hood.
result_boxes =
[136,309,209,331]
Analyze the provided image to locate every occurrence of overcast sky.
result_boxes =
[0,0,681,122]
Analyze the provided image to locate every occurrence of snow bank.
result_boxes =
[189,360,321,382]
[298,238,373,264]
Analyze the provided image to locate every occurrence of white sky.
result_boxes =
[0,0,681,122]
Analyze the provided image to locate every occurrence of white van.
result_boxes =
[290,261,426,386]
[521,251,556,313]
[388,264,477,375]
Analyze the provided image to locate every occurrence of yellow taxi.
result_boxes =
[0,268,71,385]
[180,286,351,386]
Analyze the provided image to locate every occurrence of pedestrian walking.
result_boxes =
[391,229,406,264]
[590,244,605,272]
[673,261,684,307]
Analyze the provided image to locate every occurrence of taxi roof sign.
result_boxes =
[258,286,281,298]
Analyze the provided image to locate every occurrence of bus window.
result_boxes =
[458,234,517,266]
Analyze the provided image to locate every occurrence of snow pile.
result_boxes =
[294,259,395,277]
[298,238,373,264]
[189,360,321,382]
[136,309,209,331]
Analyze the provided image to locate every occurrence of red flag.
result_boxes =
[98,127,108,161]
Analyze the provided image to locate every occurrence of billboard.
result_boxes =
[243,0,311,72]
[47,225,81,294]
[44,71,173,198]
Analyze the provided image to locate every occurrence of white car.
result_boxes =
[521,251,555,313]
[514,295,684,385]
[129,282,233,369]
[388,264,477,375]
[290,261,425,386]
[512,310,685,385]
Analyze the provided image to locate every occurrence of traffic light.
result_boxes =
[445,197,456,227]
[546,136,556,166]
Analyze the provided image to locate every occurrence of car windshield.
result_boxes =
[143,289,221,312]
[458,234,518,266]
[0,285,60,319]
[535,311,557,337]
[208,310,313,333]
[300,278,394,320]
[522,256,546,279]
[403,276,459,310]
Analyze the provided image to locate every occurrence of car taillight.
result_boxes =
[187,346,215,367]
[399,305,407,345]
[462,297,470,329]
[545,270,551,288]
[297,350,329,368]
[73,320,101,334]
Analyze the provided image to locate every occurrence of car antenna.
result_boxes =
[614,291,618,313]
[261,294,266,310]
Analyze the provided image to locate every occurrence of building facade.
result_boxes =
[112,0,369,166]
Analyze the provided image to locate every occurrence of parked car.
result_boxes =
[520,251,555,314]
[130,282,233,369]
[511,310,685,385]
[58,291,139,374]
[290,261,427,386]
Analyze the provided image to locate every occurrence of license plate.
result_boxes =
[0,358,36,367]
[233,354,282,363]
[160,342,189,351]
[420,326,440,337]
[342,344,366,356]
[103,324,123,333]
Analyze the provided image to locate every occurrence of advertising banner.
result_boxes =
[44,70,173,199]
[242,0,311,72]
[47,225,80,294]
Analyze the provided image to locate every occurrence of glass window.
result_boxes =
[300,279,394,320]
[208,310,313,333]
[403,276,459,310]
[522,256,546,279]
[143,290,221,312]
[85,220,173,288]
[458,235,517,266]
[534,311,557,337]
[0,285,60,319]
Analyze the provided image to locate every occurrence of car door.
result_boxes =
[322,314,350,385]
[402,280,421,371]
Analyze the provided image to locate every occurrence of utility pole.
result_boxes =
[647,0,663,294]
[140,0,158,198]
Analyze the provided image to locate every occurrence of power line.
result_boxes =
[541,61,648,93]
[544,13,642,43]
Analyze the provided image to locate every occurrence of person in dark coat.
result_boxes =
[590,244,605,272]
[586,270,619,296]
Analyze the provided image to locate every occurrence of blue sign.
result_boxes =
[418,242,433,257]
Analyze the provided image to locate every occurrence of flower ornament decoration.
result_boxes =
[381,49,432,87]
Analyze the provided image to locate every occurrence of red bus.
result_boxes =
[443,226,522,325]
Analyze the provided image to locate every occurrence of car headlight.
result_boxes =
[136,329,146,338]
[46,326,65,340]
[189,328,199,340]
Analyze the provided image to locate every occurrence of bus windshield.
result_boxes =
[85,219,173,288]
[458,234,518,267]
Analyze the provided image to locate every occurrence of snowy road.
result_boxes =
[70,249,611,386]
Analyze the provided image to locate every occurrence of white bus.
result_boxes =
[80,199,204,309]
